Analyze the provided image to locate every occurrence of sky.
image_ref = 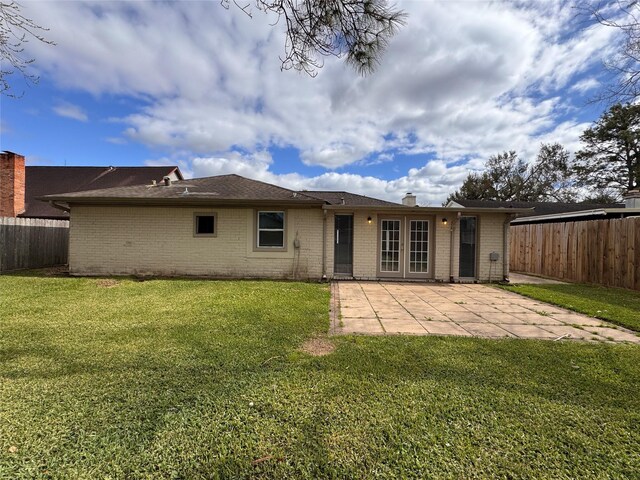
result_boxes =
[0,0,621,205]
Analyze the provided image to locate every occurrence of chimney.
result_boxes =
[623,189,640,208]
[402,192,417,207]
[0,151,26,217]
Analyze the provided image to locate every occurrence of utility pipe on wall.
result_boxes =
[503,214,516,281]
[449,212,461,282]
[322,209,327,280]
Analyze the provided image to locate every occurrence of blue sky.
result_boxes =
[0,1,620,204]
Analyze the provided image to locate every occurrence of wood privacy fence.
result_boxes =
[0,217,69,272]
[510,217,640,290]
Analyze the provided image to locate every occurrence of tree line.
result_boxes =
[445,102,640,205]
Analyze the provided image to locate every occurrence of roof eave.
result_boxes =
[322,205,534,214]
[39,196,325,208]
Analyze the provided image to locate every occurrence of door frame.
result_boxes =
[376,215,434,279]
[404,215,435,279]
[333,213,354,276]
[458,215,478,279]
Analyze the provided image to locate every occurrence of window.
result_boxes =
[194,213,216,236]
[257,211,285,248]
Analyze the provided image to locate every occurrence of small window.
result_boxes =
[194,213,216,236]
[257,211,285,248]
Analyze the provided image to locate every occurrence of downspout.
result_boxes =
[503,214,516,282]
[449,212,461,282]
[322,209,327,280]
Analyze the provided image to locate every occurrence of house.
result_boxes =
[42,174,531,282]
[0,151,182,219]
[447,198,640,225]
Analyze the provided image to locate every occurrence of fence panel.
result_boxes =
[0,217,69,272]
[510,217,640,290]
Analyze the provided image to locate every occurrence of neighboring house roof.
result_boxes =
[300,191,400,206]
[23,166,182,218]
[43,174,325,206]
[449,199,624,218]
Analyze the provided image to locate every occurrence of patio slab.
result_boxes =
[333,281,639,344]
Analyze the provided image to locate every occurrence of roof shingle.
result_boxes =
[23,166,182,218]
[42,174,397,208]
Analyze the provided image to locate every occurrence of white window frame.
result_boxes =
[256,210,286,250]
[193,212,217,237]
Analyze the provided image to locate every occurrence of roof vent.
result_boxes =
[181,187,189,195]
[341,197,345,205]
[624,189,640,208]
[151,180,157,186]
[402,193,417,207]
[163,176,172,186]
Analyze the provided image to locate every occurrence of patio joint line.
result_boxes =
[358,282,387,334]
[379,283,429,333]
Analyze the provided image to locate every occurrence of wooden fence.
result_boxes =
[0,217,69,272]
[510,217,640,290]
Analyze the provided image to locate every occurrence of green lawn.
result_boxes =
[499,282,640,332]
[1,273,639,478]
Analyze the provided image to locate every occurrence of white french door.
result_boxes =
[378,216,432,278]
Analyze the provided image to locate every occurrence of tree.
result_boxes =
[0,1,54,96]
[223,0,407,76]
[574,103,640,197]
[445,144,576,204]
[581,1,640,101]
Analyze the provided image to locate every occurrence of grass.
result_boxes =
[499,282,640,332]
[1,273,639,478]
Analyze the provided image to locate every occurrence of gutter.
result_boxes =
[48,201,71,213]
[503,214,517,281]
[511,208,640,224]
[323,205,533,214]
[37,197,325,209]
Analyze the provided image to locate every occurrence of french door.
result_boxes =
[378,216,431,278]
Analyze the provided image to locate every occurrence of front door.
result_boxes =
[459,216,477,278]
[334,214,353,275]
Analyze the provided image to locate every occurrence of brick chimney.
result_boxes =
[0,151,26,217]
[402,192,417,207]
[623,189,640,209]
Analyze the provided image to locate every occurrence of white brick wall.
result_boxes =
[70,206,323,279]
[326,211,508,282]
[69,205,509,282]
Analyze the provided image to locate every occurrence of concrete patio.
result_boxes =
[332,281,640,343]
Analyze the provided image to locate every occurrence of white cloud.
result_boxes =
[21,0,620,202]
[52,101,88,122]
[570,77,601,93]
[148,152,476,206]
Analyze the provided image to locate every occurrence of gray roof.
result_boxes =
[300,190,400,206]
[22,165,182,219]
[452,199,624,217]
[42,174,394,207]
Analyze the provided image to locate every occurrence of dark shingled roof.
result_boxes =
[452,199,624,217]
[42,174,396,207]
[23,166,182,219]
[299,190,400,206]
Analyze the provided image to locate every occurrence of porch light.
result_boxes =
[367,216,372,224]
[442,218,448,225]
